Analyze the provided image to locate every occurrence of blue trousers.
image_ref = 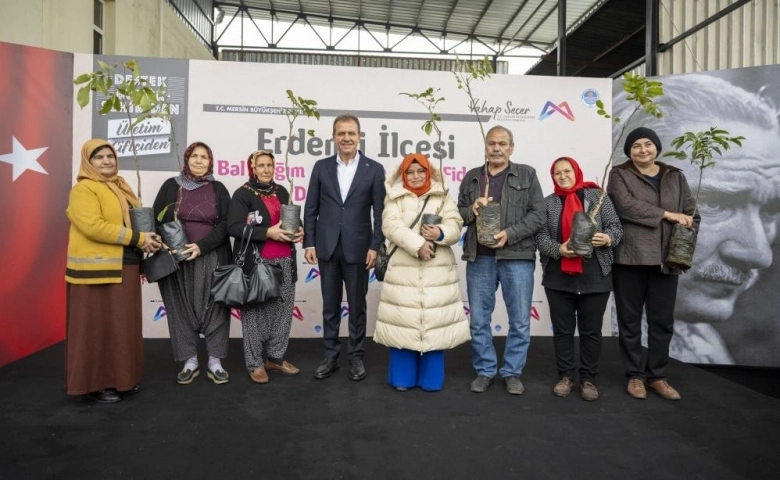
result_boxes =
[387,348,445,391]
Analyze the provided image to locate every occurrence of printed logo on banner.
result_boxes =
[581,88,600,107]
[531,306,540,320]
[314,325,323,334]
[91,55,189,172]
[493,324,503,333]
[458,231,467,247]
[463,303,470,316]
[305,268,320,283]
[153,306,167,322]
[469,98,536,122]
[340,306,349,318]
[539,101,575,121]
[369,271,377,283]
[292,306,303,321]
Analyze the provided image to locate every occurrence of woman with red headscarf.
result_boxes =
[153,141,233,385]
[535,157,622,401]
[373,153,470,392]
[226,150,303,385]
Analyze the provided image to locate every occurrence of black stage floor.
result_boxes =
[1,337,779,480]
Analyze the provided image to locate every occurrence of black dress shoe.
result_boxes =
[348,358,366,381]
[119,385,141,395]
[86,389,121,404]
[314,358,340,379]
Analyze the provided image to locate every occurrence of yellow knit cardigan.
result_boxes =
[65,179,147,284]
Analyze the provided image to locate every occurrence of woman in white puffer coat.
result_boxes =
[374,153,471,392]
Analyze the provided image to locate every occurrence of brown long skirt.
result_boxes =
[65,264,143,395]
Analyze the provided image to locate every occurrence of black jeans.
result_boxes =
[545,288,610,383]
[612,265,678,380]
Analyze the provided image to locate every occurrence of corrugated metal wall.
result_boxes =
[220,50,509,73]
[166,0,213,49]
[659,0,779,75]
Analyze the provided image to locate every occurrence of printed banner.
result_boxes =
[141,59,613,340]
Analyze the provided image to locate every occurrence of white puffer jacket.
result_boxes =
[373,164,471,352]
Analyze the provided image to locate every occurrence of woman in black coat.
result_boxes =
[227,150,303,384]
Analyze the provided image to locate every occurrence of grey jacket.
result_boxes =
[457,162,546,262]
[535,188,623,277]
[607,160,700,274]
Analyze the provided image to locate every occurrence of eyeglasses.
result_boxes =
[405,169,427,177]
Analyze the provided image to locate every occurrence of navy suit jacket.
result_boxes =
[303,152,386,264]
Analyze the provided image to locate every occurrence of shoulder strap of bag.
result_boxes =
[387,196,431,260]
[233,225,253,266]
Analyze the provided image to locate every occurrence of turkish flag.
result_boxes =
[0,42,73,366]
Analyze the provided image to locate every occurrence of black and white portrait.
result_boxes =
[610,68,780,366]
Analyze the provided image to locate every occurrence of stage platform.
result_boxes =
[1,337,779,479]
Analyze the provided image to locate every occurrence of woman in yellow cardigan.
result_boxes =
[65,139,160,404]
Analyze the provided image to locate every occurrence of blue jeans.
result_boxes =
[467,256,535,378]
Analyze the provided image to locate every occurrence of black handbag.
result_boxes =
[210,226,252,307]
[143,249,179,283]
[375,197,430,282]
[246,246,283,304]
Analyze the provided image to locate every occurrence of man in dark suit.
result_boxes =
[304,114,386,381]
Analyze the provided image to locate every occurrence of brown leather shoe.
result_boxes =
[265,360,300,376]
[553,377,574,397]
[250,366,269,384]
[580,381,599,401]
[648,379,681,401]
[627,378,647,399]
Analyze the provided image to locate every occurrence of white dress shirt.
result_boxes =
[336,153,360,202]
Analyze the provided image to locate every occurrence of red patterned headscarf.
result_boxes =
[550,157,600,275]
[182,141,215,181]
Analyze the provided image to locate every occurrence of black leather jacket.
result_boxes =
[457,162,546,261]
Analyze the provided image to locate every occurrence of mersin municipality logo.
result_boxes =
[305,268,320,283]
[539,101,575,121]
[153,306,167,322]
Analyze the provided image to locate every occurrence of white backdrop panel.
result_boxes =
[73,54,612,339]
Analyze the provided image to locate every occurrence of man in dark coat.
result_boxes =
[304,114,386,381]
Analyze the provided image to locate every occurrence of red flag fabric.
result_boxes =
[0,42,73,366]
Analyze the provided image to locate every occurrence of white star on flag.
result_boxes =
[0,136,49,182]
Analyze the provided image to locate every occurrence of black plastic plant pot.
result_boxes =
[129,207,155,233]
[665,224,697,271]
[477,202,501,246]
[280,204,302,241]
[421,213,442,228]
[158,219,191,261]
[421,213,442,252]
[569,211,598,258]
